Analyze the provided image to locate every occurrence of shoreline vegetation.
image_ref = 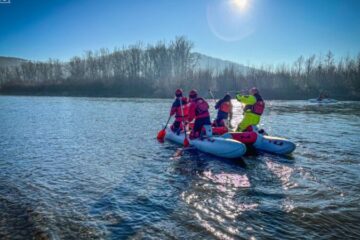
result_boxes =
[0,36,359,100]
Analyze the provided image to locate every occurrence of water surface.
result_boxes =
[1,96,360,239]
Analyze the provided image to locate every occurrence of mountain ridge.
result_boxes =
[193,52,251,74]
[0,56,27,68]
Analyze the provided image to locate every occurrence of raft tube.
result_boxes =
[222,131,296,155]
[164,129,246,159]
[252,134,296,155]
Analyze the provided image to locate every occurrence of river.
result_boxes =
[0,96,359,239]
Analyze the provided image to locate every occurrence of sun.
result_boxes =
[231,0,249,11]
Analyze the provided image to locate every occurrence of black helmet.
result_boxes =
[224,93,231,101]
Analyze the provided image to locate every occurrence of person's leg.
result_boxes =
[212,119,217,127]
[171,121,181,133]
[190,119,202,139]
[236,118,249,132]
[216,112,227,127]
[236,113,260,132]
[202,117,212,137]
[203,125,213,137]
[214,117,223,127]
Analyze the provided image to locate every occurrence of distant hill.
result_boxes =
[193,53,252,74]
[0,54,254,74]
[0,54,252,73]
[0,56,27,68]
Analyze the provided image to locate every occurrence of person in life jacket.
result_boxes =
[235,87,265,132]
[213,93,233,127]
[317,90,329,101]
[170,89,189,134]
[188,89,213,139]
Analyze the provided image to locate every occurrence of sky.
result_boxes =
[0,0,359,66]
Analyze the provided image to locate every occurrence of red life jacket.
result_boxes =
[251,100,265,115]
[175,98,189,121]
[244,94,265,115]
[195,98,209,116]
[220,101,230,113]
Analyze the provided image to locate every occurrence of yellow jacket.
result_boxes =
[236,94,257,113]
[235,94,261,131]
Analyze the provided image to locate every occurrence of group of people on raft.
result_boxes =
[169,87,265,139]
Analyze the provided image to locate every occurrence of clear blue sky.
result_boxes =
[0,0,359,65]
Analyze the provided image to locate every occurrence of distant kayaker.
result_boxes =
[213,93,233,127]
[317,90,329,101]
[235,87,265,132]
[317,91,325,101]
[170,89,188,133]
[188,89,212,139]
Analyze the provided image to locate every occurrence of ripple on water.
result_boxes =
[1,97,360,239]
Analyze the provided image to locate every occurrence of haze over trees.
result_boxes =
[0,36,359,99]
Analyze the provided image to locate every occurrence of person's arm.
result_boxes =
[235,94,256,105]
[188,102,196,122]
[170,100,178,116]
[215,99,221,109]
[229,101,233,120]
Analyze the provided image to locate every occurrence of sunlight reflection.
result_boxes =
[195,212,234,240]
[282,198,295,213]
[229,100,244,130]
[170,148,184,160]
[203,170,251,188]
[265,160,296,190]
[180,169,257,239]
[265,160,297,213]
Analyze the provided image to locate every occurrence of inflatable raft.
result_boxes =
[164,128,246,159]
[222,132,296,155]
[211,126,296,155]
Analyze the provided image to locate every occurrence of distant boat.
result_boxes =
[308,98,338,104]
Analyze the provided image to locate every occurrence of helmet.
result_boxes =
[189,89,198,99]
[175,88,183,97]
[224,93,231,101]
[181,97,188,104]
[249,87,259,95]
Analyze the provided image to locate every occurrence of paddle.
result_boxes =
[157,115,172,140]
[208,89,216,100]
[179,98,190,147]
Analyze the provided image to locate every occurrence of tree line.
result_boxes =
[0,36,359,99]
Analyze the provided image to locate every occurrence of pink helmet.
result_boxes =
[249,87,259,95]
[175,88,183,97]
[189,89,198,99]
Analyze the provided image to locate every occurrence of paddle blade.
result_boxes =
[157,129,166,140]
[183,137,190,147]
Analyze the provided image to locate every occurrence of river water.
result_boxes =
[0,96,359,239]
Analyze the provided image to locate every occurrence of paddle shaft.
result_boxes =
[208,89,216,100]
[163,115,172,130]
[179,98,188,141]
